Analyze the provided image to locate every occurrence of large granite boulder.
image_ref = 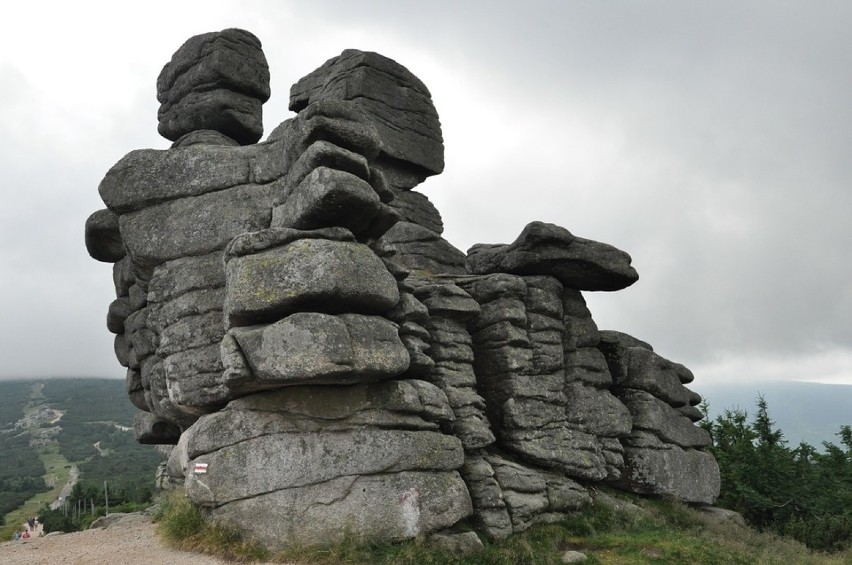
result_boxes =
[181,382,471,548]
[157,29,270,144]
[467,221,639,291]
[290,49,444,178]
[86,27,721,551]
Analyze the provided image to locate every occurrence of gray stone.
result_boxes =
[467,221,639,291]
[166,369,229,415]
[224,225,355,257]
[119,184,273,269]
[599,341,693,407]
[486,454,547,493]
[388,189,443,234]
[106,297,132,334]
[208,471,471,549]
[414,282,480,319]
[698,506,746,527]
[562,550,588,564]
[565,348,612,387]
[503,426,609,481]
[158,311,224,357]
[619,389,712,448]
[133,411,181,444]
[458,273,528,303]
[185,382,452,456]
[678,403,706,423]
[380,222,466,275]
[563,382,632,437]
[86,29,726,550]
[157,29,270,144]
[163,342,223,376]
[115,335,131,368]
[278,140,370,201]
[598,329,653,350]
[290,49,444,176]
[98,144,272,213]
[226,313,409,389]
[503,489,549,531]
[186,426,463,503]
[621,445,720,504]
[147,253,226,304]
[89,513,139,529]
[592,490,652,522]
[293,100,384,161]
[475,297,528,330]
[545,475,591,511]
[429,531,483,556]
[85,209,125,262]
[112,257,134,298]
[172,129,240,147]
[387,293,430,325]
[149,288,225,330]
[271,167,383,235]
[225,235,398,326]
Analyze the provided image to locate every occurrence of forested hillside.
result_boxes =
[0,378,164,537]
[702,396,851,551]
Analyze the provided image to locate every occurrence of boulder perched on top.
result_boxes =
[466,222,639,291]
[290,49,444,178]
[157,29,271,145]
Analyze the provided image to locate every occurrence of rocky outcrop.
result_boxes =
[467,221,639,291]
[157,29,270,145]
[598,330,718,504]
[86,28,719,551]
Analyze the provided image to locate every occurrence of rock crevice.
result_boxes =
[86,29,720,551]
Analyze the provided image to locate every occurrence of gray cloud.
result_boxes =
[1,2,850,385]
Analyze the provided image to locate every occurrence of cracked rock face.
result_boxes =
[85,28,720,549]
[157,28,271,145]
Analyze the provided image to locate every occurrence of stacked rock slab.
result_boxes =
[598,331,719,504]
[86,28,720,550]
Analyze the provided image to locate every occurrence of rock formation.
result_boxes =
[86,28,720,550]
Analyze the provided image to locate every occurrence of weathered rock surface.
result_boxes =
[87,28,720,552]
[224,313,409,389]
[467,221,639,291]
[620,445,721,504]
[381,221,467,275]
[290,49,444,177]
[157,28,270,144]
[211,471,470,549]
[224,231,399,326]
[85,209,124,262]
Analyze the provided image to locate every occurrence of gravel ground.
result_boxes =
[0,515,254,565]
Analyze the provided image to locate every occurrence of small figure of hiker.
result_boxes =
[27,517,34,530]
[22,530,30,540]
[12,531,20,541]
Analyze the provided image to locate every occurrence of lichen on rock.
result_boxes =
[85,28,720,550]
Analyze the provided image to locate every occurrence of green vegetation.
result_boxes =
[0,378,164,539]
[702,396,852,552]
[0,433,49,517]
[154,488,851,564]
[155,490,270,562]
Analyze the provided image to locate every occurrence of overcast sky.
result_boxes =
[1,1,850,387]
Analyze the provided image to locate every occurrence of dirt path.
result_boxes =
[0,515,264,565]
[50,465,78,510]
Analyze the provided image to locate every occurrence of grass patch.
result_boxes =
[153,489,851,564]
[154,490,270,563]
[0,444,72,540]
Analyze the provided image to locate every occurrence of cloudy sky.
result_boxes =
[1,1,850,387]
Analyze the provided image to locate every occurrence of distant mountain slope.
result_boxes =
[0,378,162,536]
[691,380,852,448]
